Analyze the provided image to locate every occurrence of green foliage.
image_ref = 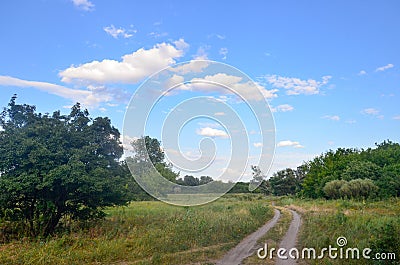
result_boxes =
[269,168,300,196]
[300,142,400,199]
[342,160,382,181]
[176,175,213,186]
[300,148,359,198]
[278,198,400,265]
[370,219,400,263]
[324,179,378,199]
[0,196,274,265]
[323,179,347,199]
[0,96,129,238]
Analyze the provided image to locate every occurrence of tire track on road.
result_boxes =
[216,208,281,265]
[275,209,301,265]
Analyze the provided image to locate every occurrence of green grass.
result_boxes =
[0,194,273,265]
[277,197,400,265]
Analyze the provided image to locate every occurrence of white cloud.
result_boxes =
[71,0,94,11]
[170,60,210,75]
[253,142,263,148]
[103,25,136,39]
[193,46,209,60]
[148,31,168,38]
[277,140,304,148]
[197,122,222,129]
[165,74,185,89]
[219,47,228,60]
[187,73,278,101]
[264,75,331,95]
[208,34,226,40]
[197,127,228,138]
[375,63,394,72]
[361,108,384,119]
[393,115,400,120]
[272,104,294,112]
[322,115,340,121]
[214,112,225,116]
[59,40,188,85]
[0,75,113,107]
[362,108,379,115]
[358,70,367,75]
[173,38,190,50]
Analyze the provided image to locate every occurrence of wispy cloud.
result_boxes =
[361,108,384,119]
[322,115,340,121]
[272,104,294,113]
[362,108,379,115]
[104,25,136,39]
[219,47,228,60]
[148,31,168,38]
[277,140,304,148]
[358,70,367,76]
[375,63,394,72]
[393,115,400,120]
[193,46,209,60]
[208,34,226,40]
[253,142,263,148]
[263,75,331,95]
[181,73,278,101]
[196,127,228,138]
[71,0,94,11]
[0,76,116,107]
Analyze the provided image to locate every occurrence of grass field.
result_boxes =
[0,194,273,265]
[1,194,399,265]
[277,197,400,265]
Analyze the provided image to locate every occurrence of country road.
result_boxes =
[215,207,301,265]
[216,209,281,265]
[276,210,302,265]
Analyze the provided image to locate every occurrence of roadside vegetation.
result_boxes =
[1,97,399,264]
[277,197,400,265]
[0,194,273,265]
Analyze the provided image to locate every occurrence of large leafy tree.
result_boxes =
[269,168,300,196]
[0,96,129,237]
[126,136,179,196]
[128,136,179,182]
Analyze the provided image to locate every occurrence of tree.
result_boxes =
[199,176,213,185]
[129,136,178,182]
[130,136,164,165]
[300,148,359,198]
[0,96,129,237]
[126,136,179,197]
[341,160,382,181]
[269,168,300,196]
[250,165,270,195]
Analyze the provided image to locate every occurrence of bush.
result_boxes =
[323,179,378,199]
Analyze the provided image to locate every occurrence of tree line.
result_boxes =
[262,141,400,199]
[1,97,399,238]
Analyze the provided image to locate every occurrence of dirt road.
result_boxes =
[216,209,281,265]
[276,210,302,265]
[215,208,301,265]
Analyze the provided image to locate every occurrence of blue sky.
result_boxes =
[1,0,399,181]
